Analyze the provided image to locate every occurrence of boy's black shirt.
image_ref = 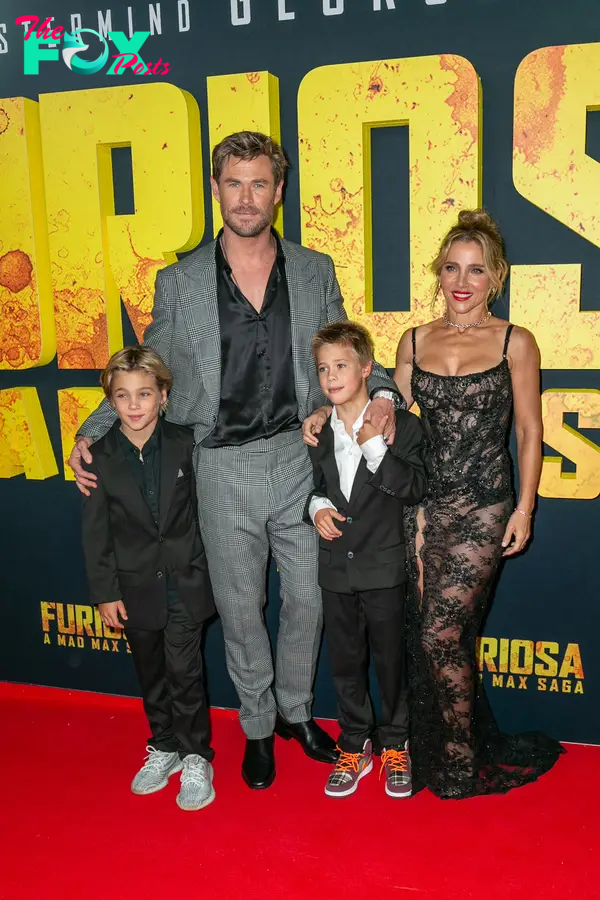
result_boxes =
[81,418,214,630]
[116,419,162,524]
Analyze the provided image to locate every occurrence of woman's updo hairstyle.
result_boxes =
[430,209,509,305]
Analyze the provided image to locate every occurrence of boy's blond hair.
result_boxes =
[311,321,375,367]
[100,346,173,413]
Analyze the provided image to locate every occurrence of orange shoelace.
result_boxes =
[334,747,365,773]
[380,748,408,777]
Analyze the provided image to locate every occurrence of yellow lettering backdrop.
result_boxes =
[540,390,600,499]
[298,55,481,368]
[512,43,600,369]
[0,53,598,495]
[57,388,104,480]
[0,98,55,371]
[0,387,58,478]
[38,83,203,369]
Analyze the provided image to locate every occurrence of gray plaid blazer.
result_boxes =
[78,238,398,443]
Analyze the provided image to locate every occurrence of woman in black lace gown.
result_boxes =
[393,209,563,798]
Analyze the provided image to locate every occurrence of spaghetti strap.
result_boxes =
[412,327,417,364]
[502,324,514,360]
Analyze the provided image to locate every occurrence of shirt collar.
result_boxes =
[117,417,162,459]
[215,227,284,274]
[330,402,370,437]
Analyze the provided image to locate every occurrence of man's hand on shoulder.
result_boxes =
[68,437,97,497]
[357,415,388,446]
[302,405,332,447]
[364,396,396,445]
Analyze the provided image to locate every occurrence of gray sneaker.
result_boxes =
[324,740,373,798]
[381,741,412,798]
[131,746,183,795]
[176,755,216,811]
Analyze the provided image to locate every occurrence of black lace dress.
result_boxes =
[405,325,564,799]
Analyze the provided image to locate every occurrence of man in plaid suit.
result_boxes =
[69,132,400,789]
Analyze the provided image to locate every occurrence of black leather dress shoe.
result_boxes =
[242,735,276,790]
[274,715,339,764]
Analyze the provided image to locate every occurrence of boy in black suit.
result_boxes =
[305,322,426,799]
[81,347,215,811]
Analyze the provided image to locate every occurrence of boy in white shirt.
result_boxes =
[305,322,426,798]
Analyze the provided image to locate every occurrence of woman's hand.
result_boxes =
[302,406,332,447]
[501,510,532,557]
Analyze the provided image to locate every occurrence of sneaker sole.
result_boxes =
[385,785,413,798]
[131,760,184,796]
[176,786,216,811]
[324,759,373,798]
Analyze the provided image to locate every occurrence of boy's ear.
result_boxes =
[363,360,373,379]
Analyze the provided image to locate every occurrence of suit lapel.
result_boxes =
[282,240,318,413]
[158,423,180,532]
[180,241,222,409]
[348,456,370,507]
[316,424,347,511]
[318,418,373,510]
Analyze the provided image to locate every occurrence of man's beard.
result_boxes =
[223,204,274,238]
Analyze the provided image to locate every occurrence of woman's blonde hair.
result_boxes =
[431,209,509,307]
[100,346,173,413]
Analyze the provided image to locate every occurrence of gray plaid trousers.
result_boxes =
[194,430,322,739]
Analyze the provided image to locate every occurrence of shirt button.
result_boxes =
[159,536,163,543]
[347,551,354,559]
[156,571,163,579]
[149,490,154,495]
[346,517,353,524]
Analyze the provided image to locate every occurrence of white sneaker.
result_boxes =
[131,746,183,795]
[176,755,216,811]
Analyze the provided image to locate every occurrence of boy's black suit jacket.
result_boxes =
[81,419,214,630]
[304,410,427,595]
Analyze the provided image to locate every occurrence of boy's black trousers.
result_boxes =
[322,584,408,755]
[125,588,213,761]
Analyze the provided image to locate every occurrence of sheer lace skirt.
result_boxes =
[405,491,564,799]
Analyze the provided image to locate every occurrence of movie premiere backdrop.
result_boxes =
[0,0,598,743]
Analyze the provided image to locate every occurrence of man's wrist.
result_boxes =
[372,389,402,410]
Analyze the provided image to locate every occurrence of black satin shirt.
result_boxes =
[201,230,300,447]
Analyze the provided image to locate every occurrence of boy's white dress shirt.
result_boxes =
[308,402,388,522]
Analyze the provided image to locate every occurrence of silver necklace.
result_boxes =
[443,310,491,332]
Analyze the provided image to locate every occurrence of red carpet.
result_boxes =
[1,682,598,900]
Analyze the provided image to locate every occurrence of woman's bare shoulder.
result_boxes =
[396,319,439,361]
